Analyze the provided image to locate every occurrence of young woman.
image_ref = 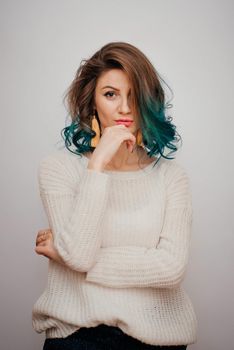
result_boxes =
[32,41,198,349]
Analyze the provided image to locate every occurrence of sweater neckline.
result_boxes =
[81,154,160,179]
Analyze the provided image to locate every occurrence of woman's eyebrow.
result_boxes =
[101,85,120,90]
[101,85,131,92]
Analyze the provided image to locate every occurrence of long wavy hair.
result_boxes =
[61,41,182,165]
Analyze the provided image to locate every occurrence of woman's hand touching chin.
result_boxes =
[35,229,65,266]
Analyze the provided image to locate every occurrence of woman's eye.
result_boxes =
[104,91,116,98]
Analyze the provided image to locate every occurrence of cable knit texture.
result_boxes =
[32,149,198,346]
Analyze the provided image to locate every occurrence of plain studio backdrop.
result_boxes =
[1,1,233,349]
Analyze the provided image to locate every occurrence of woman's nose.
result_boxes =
[118,96,131,114]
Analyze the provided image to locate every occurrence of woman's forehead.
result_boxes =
[96,69,131,90]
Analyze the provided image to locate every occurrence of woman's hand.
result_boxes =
[35,229,65,266]
[88,124,137,171]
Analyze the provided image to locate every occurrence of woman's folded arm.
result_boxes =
[85,164,193,288]
[38,153,110,272]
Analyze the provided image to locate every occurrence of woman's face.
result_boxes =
[93,69,140,135]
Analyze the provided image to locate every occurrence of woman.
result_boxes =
[32,42,198,349]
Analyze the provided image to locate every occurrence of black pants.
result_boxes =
[43,324,187,350]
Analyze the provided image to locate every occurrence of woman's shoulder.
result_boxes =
[38,149,86,192]
[158,156,188,172]
[38,149,86,172]
[157,157,190,185]
[39,148,83,165]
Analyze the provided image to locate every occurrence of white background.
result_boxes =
[1,1,233,349]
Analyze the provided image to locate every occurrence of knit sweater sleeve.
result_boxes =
[85,163,193,288]
[38,153,110,272]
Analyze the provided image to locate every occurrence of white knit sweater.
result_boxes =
[32,149,198,346]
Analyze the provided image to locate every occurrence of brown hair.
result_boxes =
[62,41,180,159]
[65,41,164,125]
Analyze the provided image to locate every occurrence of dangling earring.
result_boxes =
[91,114,100,147]
[136,129,144,147]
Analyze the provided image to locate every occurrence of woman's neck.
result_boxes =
[106,144,145,170]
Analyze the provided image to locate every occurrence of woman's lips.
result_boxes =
[115,120,133,127]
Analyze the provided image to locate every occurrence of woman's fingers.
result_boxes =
[36,229,53,245]
[35,229,53,258]
[36,237,51,246]
[37,229,52,238]
[35,236,53,255]
[35,229,65,265]
[126,140,134,153]
[36,234,48,245]
[35,243,61,263]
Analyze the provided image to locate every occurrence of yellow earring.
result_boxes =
[136,129,144,147]
[91,115,100,147]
